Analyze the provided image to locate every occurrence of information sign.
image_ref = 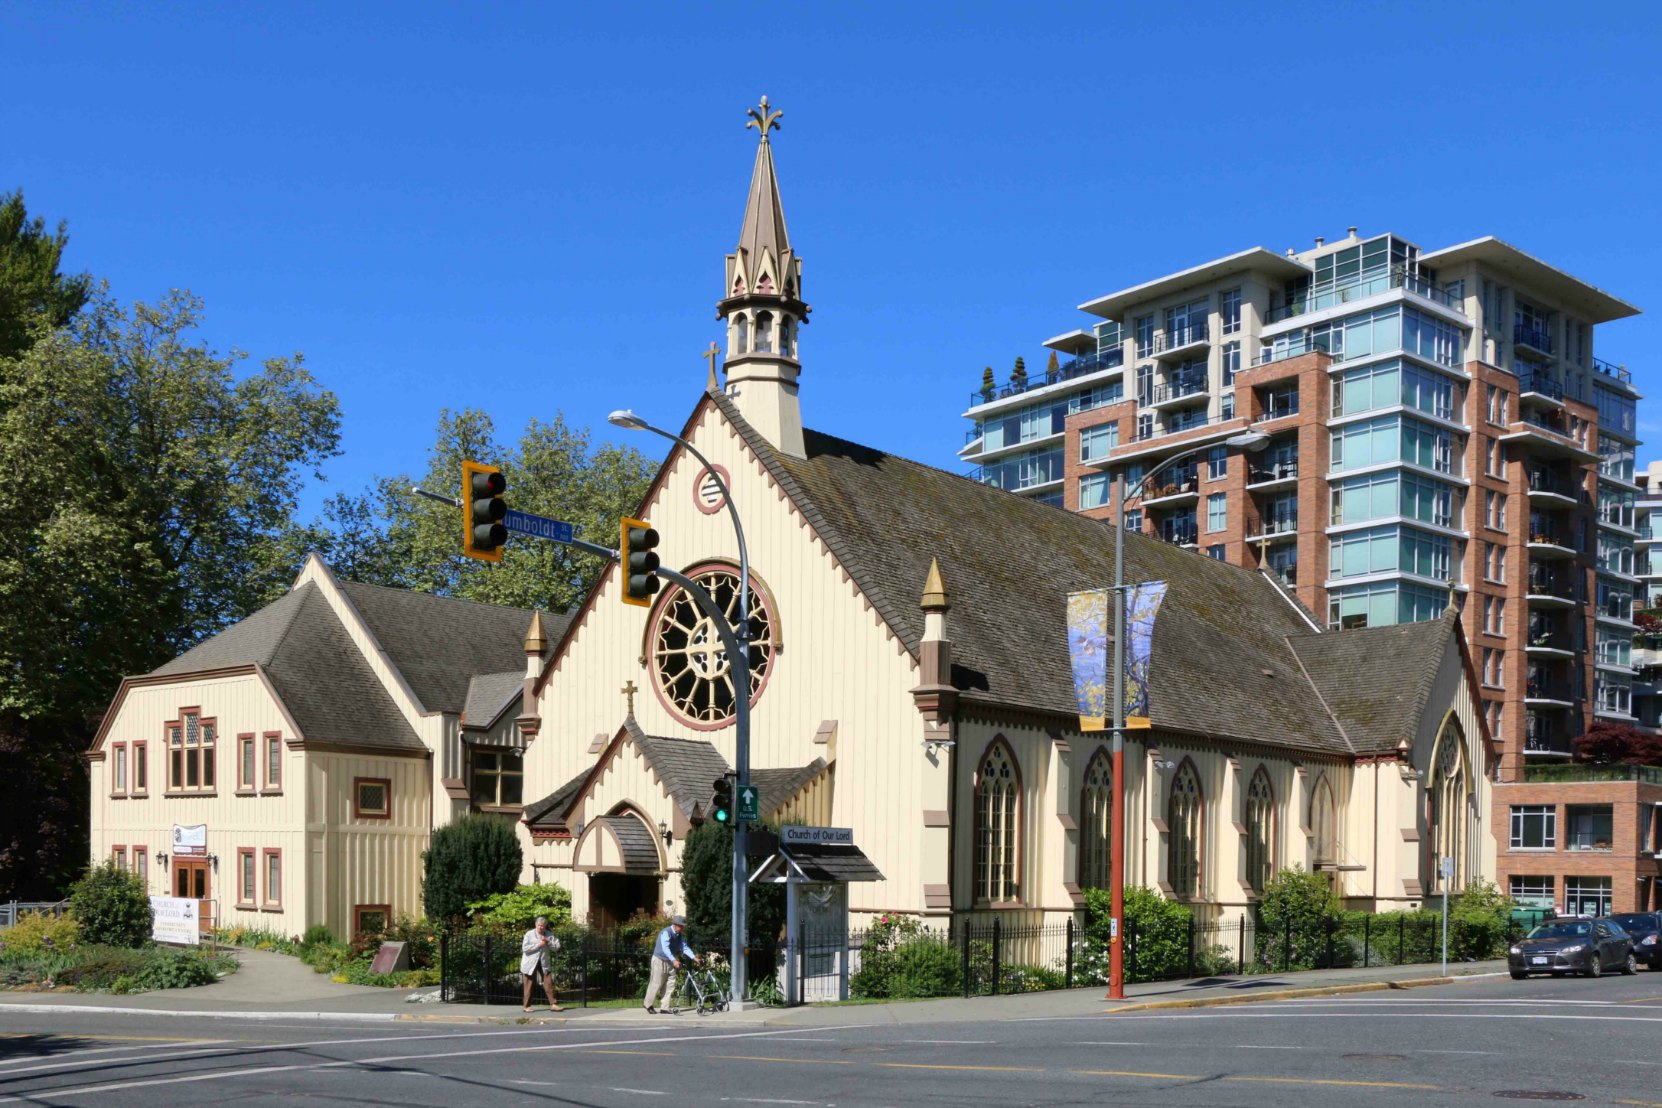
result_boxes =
[738,785,760,823]
[150,896,201,946]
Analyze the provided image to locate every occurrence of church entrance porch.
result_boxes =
[587,873,662,931]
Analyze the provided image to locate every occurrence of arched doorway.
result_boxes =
[572,808,664,931]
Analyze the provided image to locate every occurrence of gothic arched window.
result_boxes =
[1311,775,1337,867]
[1244,768,1275,893]
[1428,720,1469,893]
[1167,759,1203,899]
[779,317,794,358]
[755,312,774,354]
[734,314,749,354]
[974,740,1020,903]
[1078,750,1112,891]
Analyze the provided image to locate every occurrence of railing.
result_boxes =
[1258,394,1300,420]
[1131,410,1239,443]
[0,900,69,928]
[1514,323,1554,354]
[1516,411,1574,439]
[1246,510,1298,537]
[1149,521,1199,546]
[1255,337,1336,366]
[1149,374,1209,404]
[1523,763,1662,785]
[1527,469,1576,498]
[1516,372,1564,402]
[968,347,1126,407]
[1140,475,1199,501]
[1526,629,1574,651]
[1249,460,1299,483]
[1150,323,1210,355]
[1265,267,1465,324]
[1593,356,1632,385]
[1526,677,1572,701]
[1526,573,1575,599]
[1527,520,1570,547]
[1524,720,1574,754]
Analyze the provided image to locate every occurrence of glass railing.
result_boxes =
[1523,763,1662,784]
[1514,323,1554,354]
[1150,521,1199,546]
[1526,628,1574,651]
[1150,324,1210,355]
[1249,460,1299,483]
[1149,374,1209,404]
[968,347,1126,407]
[1259,395,1300,420]
[1593,356,1632,385]
[1246,510,1298,536]
[1526,469,1576,498]
[1265,268,1465,323]
[1523,720,1574,754]
[1526,572,1576,598]
[1516,372,1564,401]
[1131,410,1238,443]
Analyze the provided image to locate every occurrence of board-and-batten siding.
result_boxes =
[90,672,306,931]
[525,403,945,922]
[306,752,431,938]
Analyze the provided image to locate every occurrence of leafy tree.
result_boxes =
[0,289,340,898]
[1046,350,1059,374]
[0,189,92,360]
[979,365,995,401]
[1575,720,1662,766]
[466,882,574,930]
[70,860,154,948]
[679,819,784,950]
[277,408,655,615]
[1253,866,1338,970]
[422,815,523,924]
[1009,355,1027,390]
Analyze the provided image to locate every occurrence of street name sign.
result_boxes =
[503,509,574,544]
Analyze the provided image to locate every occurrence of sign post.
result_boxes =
[1440,855,1454,975]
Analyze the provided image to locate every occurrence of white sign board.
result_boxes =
[151,896,201,946]
[781,825,854,846]
[1439,856,1455,879]
[172,823,207,855]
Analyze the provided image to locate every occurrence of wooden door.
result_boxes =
[172,859,211,934]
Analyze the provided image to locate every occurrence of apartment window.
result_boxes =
[1329,580,1448,629]
[1134,315,1154,358]
[238,735,256,792]
[1486,383,1507,425]
[1261,384,1299,421]
[1124,509,1142,533]
[1482,595,1506,636]
[1509,875,1554,910]
[1509,805,1556,851]
[1482,542,1504,584]
[470,748,524,808]
[974,740,1021,903]
[353,778,392,820]
[1206,445,1228,480]
[1079,422,1118,462]
[237,848,256,907]
[112,743,127,795]
[1136,413,1153,440]
[1206,493,1227,533]
[1484,490,1507,531]
[1597,676,1632,715]
[133,846,148,884]
[1485,437,1504,477]
[1079,473,1111,510]
[1565,876,1612,917]
[1221,341,1240,386]
[1165,298,1209,344]
[1482,648,1504,689]
[263,849,282,908]
[1219,391,1235,420]
[113,845,126,870]
[167,712,216,793]
[1486,700,1503,737]
[132,740,147,795]
[265,734,282,790]
[1206,544,1226,561]
[1266,543,1297,584]
[1220,288,1242,335]
[1566,805,1614,851]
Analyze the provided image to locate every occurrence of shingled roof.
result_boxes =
[706,392,1465,759]
[463,671,525,729]
[1289,609,1461,755]
[153,582,423,753]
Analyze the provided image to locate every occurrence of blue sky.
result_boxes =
[6,1,1661,519]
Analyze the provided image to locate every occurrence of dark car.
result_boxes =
[1609,912,1662,970]
[1508,918,1637,978]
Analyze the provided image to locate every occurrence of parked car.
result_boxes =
[1609,913,1662,970]
[1508,918,1637,979]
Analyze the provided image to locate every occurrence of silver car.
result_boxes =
[1508,918,1637,979]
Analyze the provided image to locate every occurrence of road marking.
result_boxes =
[611,1089,667,1097]
[1224,1076,1441,1090]
[1069,1041,1150,1046]
[1614,1101,1662,1108]
[1229,1044,1302,1050]
[0,1034,219,1044]
[1620,996,1662,1004]
[1421,1049,1500,1055]
[0,1039,236,1066]
[712,1055,854,1066]
[581,1049,676,1056]
[1070,1068,1197,1080]
[874,1063,1042,1073]
[725,1099,820,1105]
[1106,1012,1662,1024]
[899,1039,996,1044]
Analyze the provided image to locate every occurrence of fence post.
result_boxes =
[1186,915,1195,978]
[797,924,807,1007]
[991,918,1002,997]
[1398,914,1405,966]
[1065,917,1075,990]
[482,934,493,1006]
[580,933,590,1009]
[1324,916,1334,969]
[1238,916,1245,976]
[1363,914,1371,968]
[1127,919,1137,982]
[1281,915,1291,973]
[440,934,449,1002]
[961,920,972,999]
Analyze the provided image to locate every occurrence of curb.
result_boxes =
[1104,972,1497,1013]
[0,1003,399,1022]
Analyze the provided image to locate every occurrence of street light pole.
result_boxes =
[1105,429,1267,1000]
[609,410,753,1002]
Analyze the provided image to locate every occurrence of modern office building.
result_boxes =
[963,232,1656,911]
[1632,460,1662,731]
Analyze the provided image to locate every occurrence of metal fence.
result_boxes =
[0,900,69,929]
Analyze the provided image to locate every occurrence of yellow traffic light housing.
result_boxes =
[462,460,507,562]
[621,516,660,606]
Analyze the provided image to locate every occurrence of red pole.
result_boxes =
[1106,743,1125,999]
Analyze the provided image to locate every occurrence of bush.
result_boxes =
[1450,880,1514,960]
[136,948,222,990]
[1253,867,1338,972]
[679,820,785,949]
[850,915,963,999]
[1080,885,1202,983]
[0,911,79,955]
[70,862,153,948]
[302,925,336,948]
[422,815,523,924]
[467,884,573,932]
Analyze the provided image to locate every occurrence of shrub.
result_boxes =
[467,884,573,932]
[302,925,336,948]
[1450,880,1514,961]
[0,911,79,955]
[50,944,150,989]
[851,915,962,999]
[70,861,153,948]
[136,949,222,990]
[1081,885,1201,983]
[679,820,785,949]
[422,815,523,924]
[1253,867,1338,972]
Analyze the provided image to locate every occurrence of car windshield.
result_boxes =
[1528,922,1592,940]
[1611,914,1658,932]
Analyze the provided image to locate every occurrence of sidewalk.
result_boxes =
[0,947,1508,1025]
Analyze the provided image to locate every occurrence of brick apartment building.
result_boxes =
[962,231,1659,913]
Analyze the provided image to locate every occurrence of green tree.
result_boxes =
[1254,866,1339,970]
[0,290,341,898]
[0,189,92,360]
[679,819,784,949]
[979,365,995,401]
[422,815,523,924]
[1009,355,1027,390]
[70,860,154,948]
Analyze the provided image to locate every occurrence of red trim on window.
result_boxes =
[132,740,148,795]
[112,844,126,870]
[261,848,282,909]
[237,734,256,793]
[263,731,283,793]
[353,904,391,936]
[164,707,218,795]
[133,846,148,885]
[352,777,392,820]
[111,742,128,796]
[236,847,257,908]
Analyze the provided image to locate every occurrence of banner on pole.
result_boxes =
[1066,582,1167,732]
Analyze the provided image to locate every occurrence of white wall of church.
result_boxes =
[305,750,431,938]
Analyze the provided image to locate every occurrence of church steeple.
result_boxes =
[718,95,810,459]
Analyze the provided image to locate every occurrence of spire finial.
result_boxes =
[746,95,782,143]
[920,558,950,611]
[704,341,721,390]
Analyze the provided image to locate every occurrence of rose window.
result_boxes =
[651,567,774,726]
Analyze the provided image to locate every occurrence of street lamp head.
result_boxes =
[1224,430,1271,453]
[608,409,649,431]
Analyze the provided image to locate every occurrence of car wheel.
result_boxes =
[1586,951,1602,978]
[1622,952,1638,976]
[1510,970,1527,980]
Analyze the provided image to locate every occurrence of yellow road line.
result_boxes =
[1224,1075,1441,1090]
[1072,1069,1199,1080]
[1619,996,1662,1004]
[711,1055,854,1065]
[875,1063,1043,1073]
[1616,1100,1662,1107]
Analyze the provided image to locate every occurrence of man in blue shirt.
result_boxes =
[644,915,699,1014]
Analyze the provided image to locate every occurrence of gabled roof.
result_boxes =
[463,671,525,730]
[1288,609,1461,756]
[334,579,567,716]
[706,392,1469,759]
[154,582,422,753]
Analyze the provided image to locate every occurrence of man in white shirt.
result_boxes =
[520,915,564,1012]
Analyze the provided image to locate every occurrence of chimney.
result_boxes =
[1347,226,1359,240]
[1314,236,1325,247]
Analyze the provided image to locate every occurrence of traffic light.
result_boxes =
[621,516,660,607]
[711,774,735,824]
[462,460,507,562]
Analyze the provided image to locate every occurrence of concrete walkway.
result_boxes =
[0,946,1508,1024]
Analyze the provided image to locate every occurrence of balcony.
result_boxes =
[1139,475,1200,507]
[1526,523,1577,560]
[1522,763,1662,785]
[1502,416,1598,462]
[1147,373,1211,410]
[1525,674,1575,706]
[1593,356,1633,387]
[1523,718,1574,757]
[1264,267,1465,324]
[1514,323,1554,356]
[1525,570,1577,606]
[1516,371,1565,407]
[1257,394,1300,422]
[1245,509,1298,540]
[1525,628,1576,656]
[1255,337,1335,368]
[967,346,1125,408]
[1247,460,1299,488]
[1526,468,1580,506]
[1149,324,1210,362]
[1147,521,1200,548]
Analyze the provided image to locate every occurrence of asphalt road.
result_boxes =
[5,971,1662,1107]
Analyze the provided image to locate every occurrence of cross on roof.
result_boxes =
[622,680,638,717]
[704,341,721,390]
